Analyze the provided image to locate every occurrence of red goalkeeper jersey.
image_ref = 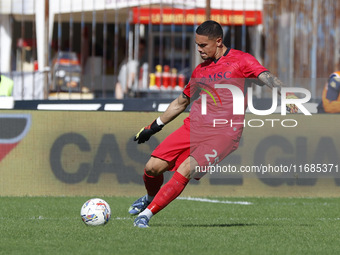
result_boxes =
[183,48,268,137]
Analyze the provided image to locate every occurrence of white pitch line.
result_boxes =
[114,217,132,220]
[177,197,252,205]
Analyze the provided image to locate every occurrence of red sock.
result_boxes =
[148,171,189,215]
[143,169,164,197]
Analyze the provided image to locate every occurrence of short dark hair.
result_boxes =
[196,20,223,40]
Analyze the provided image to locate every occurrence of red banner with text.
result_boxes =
[133,8,262,26]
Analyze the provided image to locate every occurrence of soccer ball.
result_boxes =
[80,198,111,226]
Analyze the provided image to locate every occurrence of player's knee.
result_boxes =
[145,158,166,176]
[144,165,162,176]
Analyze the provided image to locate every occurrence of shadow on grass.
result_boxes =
[180,223,257,228]
[179,222,314,228]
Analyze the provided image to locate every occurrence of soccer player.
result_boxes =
[130,20,298,228]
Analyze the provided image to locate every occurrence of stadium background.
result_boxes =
[1,0,340,198]
[1,2,340,254]
[1,110,339,197]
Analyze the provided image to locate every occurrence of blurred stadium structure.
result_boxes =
[0,0,339,100]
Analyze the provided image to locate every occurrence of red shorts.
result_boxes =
[151,123,241,178]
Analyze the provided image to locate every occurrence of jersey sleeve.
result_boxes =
[241,53,268,78]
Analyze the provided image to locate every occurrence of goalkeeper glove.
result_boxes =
[134,119,164,144]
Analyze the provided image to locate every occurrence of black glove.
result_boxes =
[134,119,164,144]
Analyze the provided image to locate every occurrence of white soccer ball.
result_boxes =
[80,198,111,226]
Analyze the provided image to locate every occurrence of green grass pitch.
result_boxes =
[1,196,340,255]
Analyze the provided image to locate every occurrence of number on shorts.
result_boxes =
[205,149,219,166]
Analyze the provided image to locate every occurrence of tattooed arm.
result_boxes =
[257,71,285,95]
[257,71,298,113]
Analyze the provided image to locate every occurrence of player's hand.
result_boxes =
[286,93,299,113]
[134,119,163,144]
